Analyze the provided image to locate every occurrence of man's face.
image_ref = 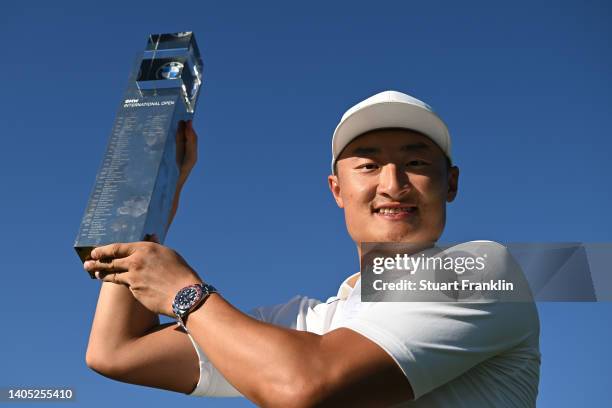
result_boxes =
[328,128,459,245]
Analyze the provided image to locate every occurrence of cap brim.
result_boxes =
[331,101,451,172]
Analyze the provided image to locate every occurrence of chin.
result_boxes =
[370,231,418,243]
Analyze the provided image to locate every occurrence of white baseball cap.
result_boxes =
[331,90,452,173]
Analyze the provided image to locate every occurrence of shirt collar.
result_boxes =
[337,271,361,300]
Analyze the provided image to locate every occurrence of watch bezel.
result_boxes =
[172,283,217,319]
[173,284,203,316]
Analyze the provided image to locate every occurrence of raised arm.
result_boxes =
[85,285,202,393]
[85,239,414,406]
[182,293,413,407]
[85,120,201,393]
[85,121,413,406]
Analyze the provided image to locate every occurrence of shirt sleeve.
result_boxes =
[187,294,319,397]
[337,241,540,400]
[186,329,242,397]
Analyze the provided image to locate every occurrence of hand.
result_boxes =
[175,120,198,188]
[168,120,198,230]
[83,242,204,317]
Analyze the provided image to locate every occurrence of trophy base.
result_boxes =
[75,246,96,279]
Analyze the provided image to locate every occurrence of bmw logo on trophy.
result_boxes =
[74,32,203,277]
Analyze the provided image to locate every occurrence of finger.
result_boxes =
[84,257,128,273]
[185,120,197,148]
[95,271,128,286]
[90,243,135,261]
[144,233,160,244]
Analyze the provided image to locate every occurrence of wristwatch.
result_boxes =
[172,283,218,330]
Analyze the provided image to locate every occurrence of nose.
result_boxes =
[377,163,411,200]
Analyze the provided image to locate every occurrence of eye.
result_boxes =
[357,162,380,171]
[407,160,428,167]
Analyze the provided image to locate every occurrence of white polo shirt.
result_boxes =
[186,241,541,407]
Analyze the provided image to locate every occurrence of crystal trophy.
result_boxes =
[74,32,203,277]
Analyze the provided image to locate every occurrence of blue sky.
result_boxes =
[0,0,610,406]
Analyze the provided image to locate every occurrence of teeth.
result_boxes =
[378,207,414,214]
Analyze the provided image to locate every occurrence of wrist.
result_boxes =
[171,282,218,327]
[184,292,220,330]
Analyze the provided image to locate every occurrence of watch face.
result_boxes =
[174,284,202,312]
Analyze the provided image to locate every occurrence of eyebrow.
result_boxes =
[349,142,431,156]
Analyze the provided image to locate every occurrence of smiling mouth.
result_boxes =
[373,207,418,219]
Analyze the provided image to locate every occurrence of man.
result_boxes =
[85,90,540,407]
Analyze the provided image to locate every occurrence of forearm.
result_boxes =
[87,282,160,360]
[185,293,324,406]
[88,180,184,358]
[166,181,186,235]
[166,191,180,234]
[86,273,202,394]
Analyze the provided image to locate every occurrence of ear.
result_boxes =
[328,174,344,208]
[446,166,459,202]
